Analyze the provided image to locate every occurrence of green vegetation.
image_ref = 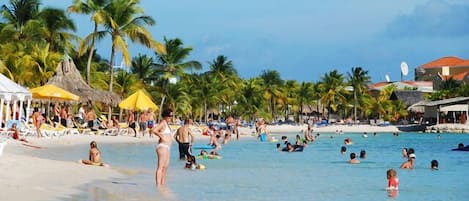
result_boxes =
[0,0,410,123]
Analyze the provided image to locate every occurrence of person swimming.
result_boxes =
[348,152,360,164]
[359,150,366,159]
[431,160,439,170]
[340,146,347,154]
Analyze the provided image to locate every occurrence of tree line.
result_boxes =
[4,0,461,123]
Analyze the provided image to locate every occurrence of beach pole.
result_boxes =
[0,99,3,129]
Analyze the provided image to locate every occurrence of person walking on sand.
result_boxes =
[139,111,148,137]
[147,109,156,137]
[32,107,43,138]
[175,119,195,160]
[152,108,174,186]
[126,110,136,137]
[80,141,104,166]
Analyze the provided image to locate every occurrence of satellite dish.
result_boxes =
[401,62,409,76]
[385,74,391,82]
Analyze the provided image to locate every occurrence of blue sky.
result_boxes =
[43,0,469,83]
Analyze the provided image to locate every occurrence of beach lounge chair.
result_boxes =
[0,140,6,157]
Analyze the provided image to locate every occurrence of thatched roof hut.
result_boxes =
[389,90,424,107]
[47,55,121,106]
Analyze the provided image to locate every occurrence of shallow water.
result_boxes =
[38,132,469,201]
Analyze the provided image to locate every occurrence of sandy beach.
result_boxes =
[0,124,400,201]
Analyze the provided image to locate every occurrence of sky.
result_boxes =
[41,0,469,83]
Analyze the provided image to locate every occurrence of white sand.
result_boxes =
[0,124,398,200]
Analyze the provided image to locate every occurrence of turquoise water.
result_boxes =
[39,132,469,201]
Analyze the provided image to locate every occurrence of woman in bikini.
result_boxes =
[152,108,173,186]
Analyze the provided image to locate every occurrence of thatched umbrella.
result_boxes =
[47,55,121,106]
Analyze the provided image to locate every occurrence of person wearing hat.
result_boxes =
[400,153,416,169]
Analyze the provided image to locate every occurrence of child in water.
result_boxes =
[386,169,399,190]
[185,155,205,170]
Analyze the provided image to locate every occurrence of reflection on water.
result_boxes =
[43,133,469,201]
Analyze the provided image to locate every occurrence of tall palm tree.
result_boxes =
[260,70,284,121]
[188,73,221,123]
[347,67,371,122]
[39,8,77,52]
[207,55,240,117]
[297,81,315,122]
[319,70,348,120]
[154,37,201,117]
[238,78,264,121]
[283,80,299,121]
[103,0,160,93]
[1,0,41,39]
[208,55,237,78]
[68,0,110,85]
[155,37,202,79]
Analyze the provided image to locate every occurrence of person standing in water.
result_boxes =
[175,119,195,160]
[152,109,174,186]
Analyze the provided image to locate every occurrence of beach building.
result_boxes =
[368,81,433,98]
[415,56,469,81]
[409,97,469,125]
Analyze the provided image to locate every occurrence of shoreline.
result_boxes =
[0,124,427,201]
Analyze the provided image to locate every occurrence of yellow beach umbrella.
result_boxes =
[29,84,80,101]
[119,90,158,111]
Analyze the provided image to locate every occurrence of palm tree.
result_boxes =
[154,37,201,117]
[131,53,155,85]
[297,81,315,122]
[188,73,221,123]
[207,55,240,117]
[208,55,237,78]
[68,0,110,85]
[155,37,202,79]
[260,70,284,121]
[347,67,371,123]
[238,78,264,121]
[39,8,77,52]
[282,80,299,121]
[319,70,348,120]
[0,0,41,40]
[102,0,160,93]
[113,69,143,97]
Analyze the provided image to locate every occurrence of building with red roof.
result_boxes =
[415,56,469,81]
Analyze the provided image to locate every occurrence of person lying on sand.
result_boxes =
[80,141,107,167]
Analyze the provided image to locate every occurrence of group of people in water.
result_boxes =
[77,113,465,194]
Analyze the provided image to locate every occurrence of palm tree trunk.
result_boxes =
[108,40,116,122]
[354,90,357,124]
[204,101,208,124]
[158,95,166,123]
[109,42,115,93]
[86,23,98,85]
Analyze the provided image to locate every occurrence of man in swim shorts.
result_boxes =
[175,119,195,160]
[81,141,104,166]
